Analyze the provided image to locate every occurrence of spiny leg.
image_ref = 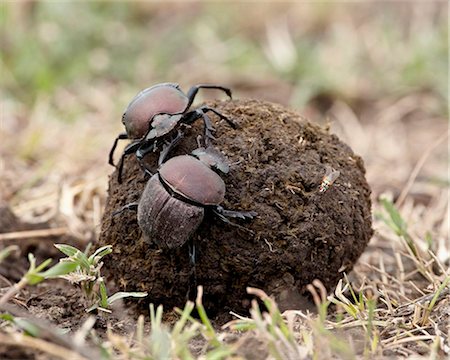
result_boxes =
[199,106,237,129]
[186,238,197,300]
[184,84,232,112]
[109,132,128,166]
[117,140,142,183]
[135,141,158,176]
[183,110,216,146]
[188,241,196,266]
[214,205,257,220]
[212,206,257,233]
[158,130,185,166]
[112,202,138,217]
[200,112,216,146]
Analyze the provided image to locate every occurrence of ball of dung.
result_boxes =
[99,99,373,314]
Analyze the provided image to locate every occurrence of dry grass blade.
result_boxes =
[0,227,68,241]
[0,333,90,360]
[395,131,449,207]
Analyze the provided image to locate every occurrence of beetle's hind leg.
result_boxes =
[184,84,232,111]
[199,106,238,129]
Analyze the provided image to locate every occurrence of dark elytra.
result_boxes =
[159,155,226,206]
[99,99,373,315]
[137,175,205,249]
[136,154,227,249]
[122,83,188,139]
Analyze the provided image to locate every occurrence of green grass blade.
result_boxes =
[107,291,147,305]
[39,261,79,278]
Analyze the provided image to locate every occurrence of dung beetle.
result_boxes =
[114,146,257,249]
[109,83,236,182]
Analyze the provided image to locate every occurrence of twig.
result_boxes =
[0,333,89,360]
[0,278,28,307]
[0,227,68,241]
[396,132,449,207]
[0,302,100,359]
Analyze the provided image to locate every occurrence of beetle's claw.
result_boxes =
[214,206,257,220]
[230,210,258,220]
[228,118,238,129]
[240,211,258,219]
[205,131,217,143]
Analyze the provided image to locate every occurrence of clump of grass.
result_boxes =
[0,252,79,307]
[96,285,235,359]
[225,287,308,359]
[0,243,146,313]
[53,243,147,313]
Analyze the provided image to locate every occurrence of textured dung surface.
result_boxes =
[99,99,373,315]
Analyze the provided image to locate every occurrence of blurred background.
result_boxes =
[1,1,448,242]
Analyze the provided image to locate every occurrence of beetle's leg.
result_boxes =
[198,106,238,129]
[212,206,257,233]
[134,142,158,176]
[214,205,257,220]
[117,140,142,183]
[158,130,185,165]
[183,110,216,146]
[109,132,129,166]
[184,84,232,112]
[187,238,197,295]
[135,142,154,162]
[200,112,216,146]
[196,135,203,149]
[112,202,138,217]
[212,211,254,234]
[188,242,196,266]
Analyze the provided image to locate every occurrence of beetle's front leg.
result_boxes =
[135,142,158,177]
[112,202,139,217]
[109,132,129,166]
[117,140,142,183]
[212,205,257,233]
[158,131,185,165]
[214,205,257,220]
